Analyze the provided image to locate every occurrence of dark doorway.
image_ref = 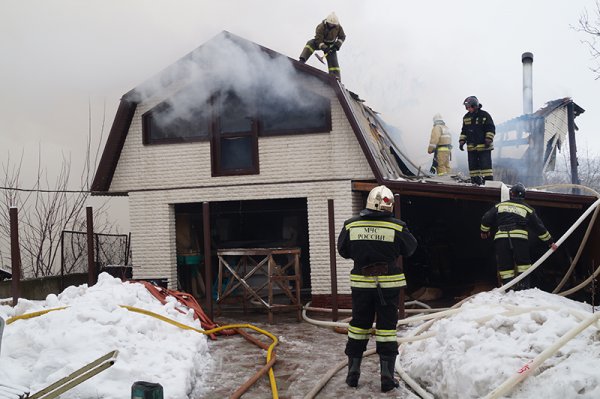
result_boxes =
[174,198,311,299]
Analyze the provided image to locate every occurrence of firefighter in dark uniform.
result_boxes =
[459,96,495,185]
[299,12,346,80]
[480,183,558,289]
[337,185,417,392]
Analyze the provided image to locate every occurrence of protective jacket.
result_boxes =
[427,123,452,154]
[480,198,552,242]
[338,209,417,278]
[460,108,495,152]
[314,20,346,50]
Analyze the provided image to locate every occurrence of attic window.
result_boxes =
[258,90,331,136]
[142,92,211,144]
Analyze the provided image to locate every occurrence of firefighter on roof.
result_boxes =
[338,185,417,392]
[480,183,557,289]
[428,113,452,175]
[299,12,346,80]
[459,96,495,185]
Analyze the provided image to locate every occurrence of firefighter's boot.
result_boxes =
[299,46,313,63]
[380,355,399,392]
[345,357,362,387]
[471,175,484,186]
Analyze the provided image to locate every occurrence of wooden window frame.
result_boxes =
[211,118,260,177]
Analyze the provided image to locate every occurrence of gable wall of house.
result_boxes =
[113,76,376,295]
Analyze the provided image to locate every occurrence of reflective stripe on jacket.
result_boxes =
[350,273,406,289]
[338,209,418,275]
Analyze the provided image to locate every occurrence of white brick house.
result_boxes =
[91,32,420,307]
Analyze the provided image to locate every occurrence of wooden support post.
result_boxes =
[328,199,339,322]
[394,194,405,320]
[268,254,274,324]
[567,101,580,193]
[60,231,65,292]
[203,202,213,319]
[86,206,97,286]
[10,207,21,306]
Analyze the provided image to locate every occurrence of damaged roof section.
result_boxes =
[495,97,585,186]
[335,87,421,180]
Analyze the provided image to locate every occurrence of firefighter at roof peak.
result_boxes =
[428,113,452,176]
[480,183,558,290]
[299,12,346,81]
[459,96,496,185]
[337,185,417,393]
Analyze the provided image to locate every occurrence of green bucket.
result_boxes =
[131,381,163,399]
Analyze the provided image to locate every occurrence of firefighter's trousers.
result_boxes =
[495,237,531,288]
[299,39,341,80]
[345,287,400,358]
[467,150,493,181]
[434,148,451,175]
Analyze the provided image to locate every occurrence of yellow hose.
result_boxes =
[5,305,280,399]
[6,306,68,324]
[120,305,279,398]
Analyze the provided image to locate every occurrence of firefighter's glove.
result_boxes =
[333,40,342,50]
[550,242,558,251]
[485,138,493,147]
[459,141,465,151]
[480,231,490,239]
[321,45,330,53]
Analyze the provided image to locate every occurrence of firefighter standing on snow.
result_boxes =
[459,96,495,185]
[299,12,346,80]
[480,183,557,289]
[337,185,417,392]
[428,113,452,175]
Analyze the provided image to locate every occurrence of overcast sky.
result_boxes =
[1,0,599,230]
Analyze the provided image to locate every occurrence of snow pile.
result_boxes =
[400,289,600,399]
[0,273,211,398]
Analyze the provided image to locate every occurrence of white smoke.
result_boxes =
[132,32,321,129]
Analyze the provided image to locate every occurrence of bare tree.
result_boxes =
[544,147,600,193]
[576,0,600,79]
[0,102,117,278]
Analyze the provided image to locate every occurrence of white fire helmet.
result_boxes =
[433,113,444,123]
[366,185,394,212]
[326,12,339,26]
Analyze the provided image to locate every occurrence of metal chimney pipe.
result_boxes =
[522,52,533,114]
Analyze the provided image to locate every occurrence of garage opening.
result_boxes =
[174,198,310,301]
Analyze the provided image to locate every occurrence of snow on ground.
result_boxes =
[0,273,211,398]
[400,289,600,399]
[2,274,600,398]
